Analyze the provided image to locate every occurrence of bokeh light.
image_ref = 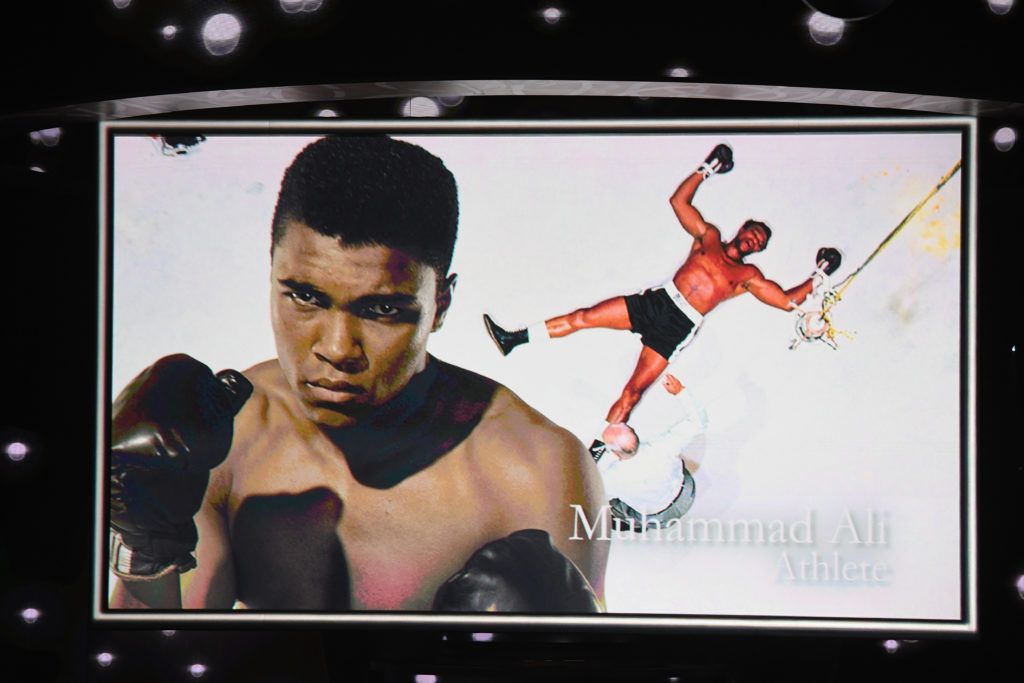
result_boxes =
[808,11,845,46]
[202,13,242,56]
[5,441,29,462]
[994,126,1016,152]
[401,97,441,118]
[542,7,563,24]
[29,127,62,147]
[987,0,1015,15]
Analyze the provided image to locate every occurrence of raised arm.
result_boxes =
[669,172,713,241]
[106,354,251,610]
[743,247,844,311]
[743,270,814,311]
[183,467,237,608]
[111,478,237,609]
[669,144,735,241]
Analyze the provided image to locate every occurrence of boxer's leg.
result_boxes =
[483,296,631,356]
[544,296,631,338]
[607,346,669,423]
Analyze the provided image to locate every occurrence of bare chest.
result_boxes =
[674,244,750,307]
[225,431,504,611]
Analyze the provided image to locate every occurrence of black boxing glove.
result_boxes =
[432,529,601,614]
[698,143,734,178]
[816,247,842,276]
[809,247,842,294]
[109,354,252,581]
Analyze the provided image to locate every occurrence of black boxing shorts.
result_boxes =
[623,281,703,361]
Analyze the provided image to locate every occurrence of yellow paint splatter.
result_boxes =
[916,197,961,257]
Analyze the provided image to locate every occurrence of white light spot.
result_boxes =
[5,441,28,462]
[994,126,1016,152]
[414,676,438,683]
[279,0,304,13]
[542,7,562,24]
[96,652,114,667]
[470,632,494,642]
[30,127,63,147]
[882,639,900,654]
[437,95,464,107]
[161,629,177,637]
[401,97,441,118]
[161,25,178,40]
[189,663,207,678]
[667,66,691,78]
[988,0,1015,14]
[303,0,324,11]
[29,165,46,173]
[20,607,40,624]
[808,11,845,46]
[202,13,242,56]
[316,108,339,117]
[1015,574,1024,598]
[112,0,131,8]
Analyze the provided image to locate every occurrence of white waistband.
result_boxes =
[660,280,704,324]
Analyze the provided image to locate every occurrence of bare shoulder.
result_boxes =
[217,359,283,469]
[741,263,768,286]
[236,360,283,428]
[692,223,721,250]
[242,358,287,395]
[474,384,591,484]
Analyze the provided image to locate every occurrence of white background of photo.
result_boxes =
[112,127,964,621]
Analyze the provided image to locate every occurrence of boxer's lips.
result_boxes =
[304,379,368,404]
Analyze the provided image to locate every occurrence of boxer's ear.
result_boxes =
[432,273,457,332]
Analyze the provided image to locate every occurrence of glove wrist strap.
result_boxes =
[109,529,195,582]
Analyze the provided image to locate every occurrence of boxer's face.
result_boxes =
[270,220,452,428]
[735,224,768,256]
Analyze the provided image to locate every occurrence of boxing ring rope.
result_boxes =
[834,159,963,298]
[792,158,963,349]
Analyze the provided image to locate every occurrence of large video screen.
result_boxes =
[96,120,974,632]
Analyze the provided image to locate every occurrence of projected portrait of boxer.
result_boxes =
[107,136,609,613]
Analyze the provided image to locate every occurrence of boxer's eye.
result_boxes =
[367,303,399,317]
[286,290,325,308]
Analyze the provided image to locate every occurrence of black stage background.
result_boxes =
[2,2,1021,681]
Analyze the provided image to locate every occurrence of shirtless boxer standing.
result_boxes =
[108,136,608,612]
[484,144,841,455]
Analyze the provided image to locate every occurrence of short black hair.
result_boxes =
[741,219,772,247]
[271,136,459,276]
